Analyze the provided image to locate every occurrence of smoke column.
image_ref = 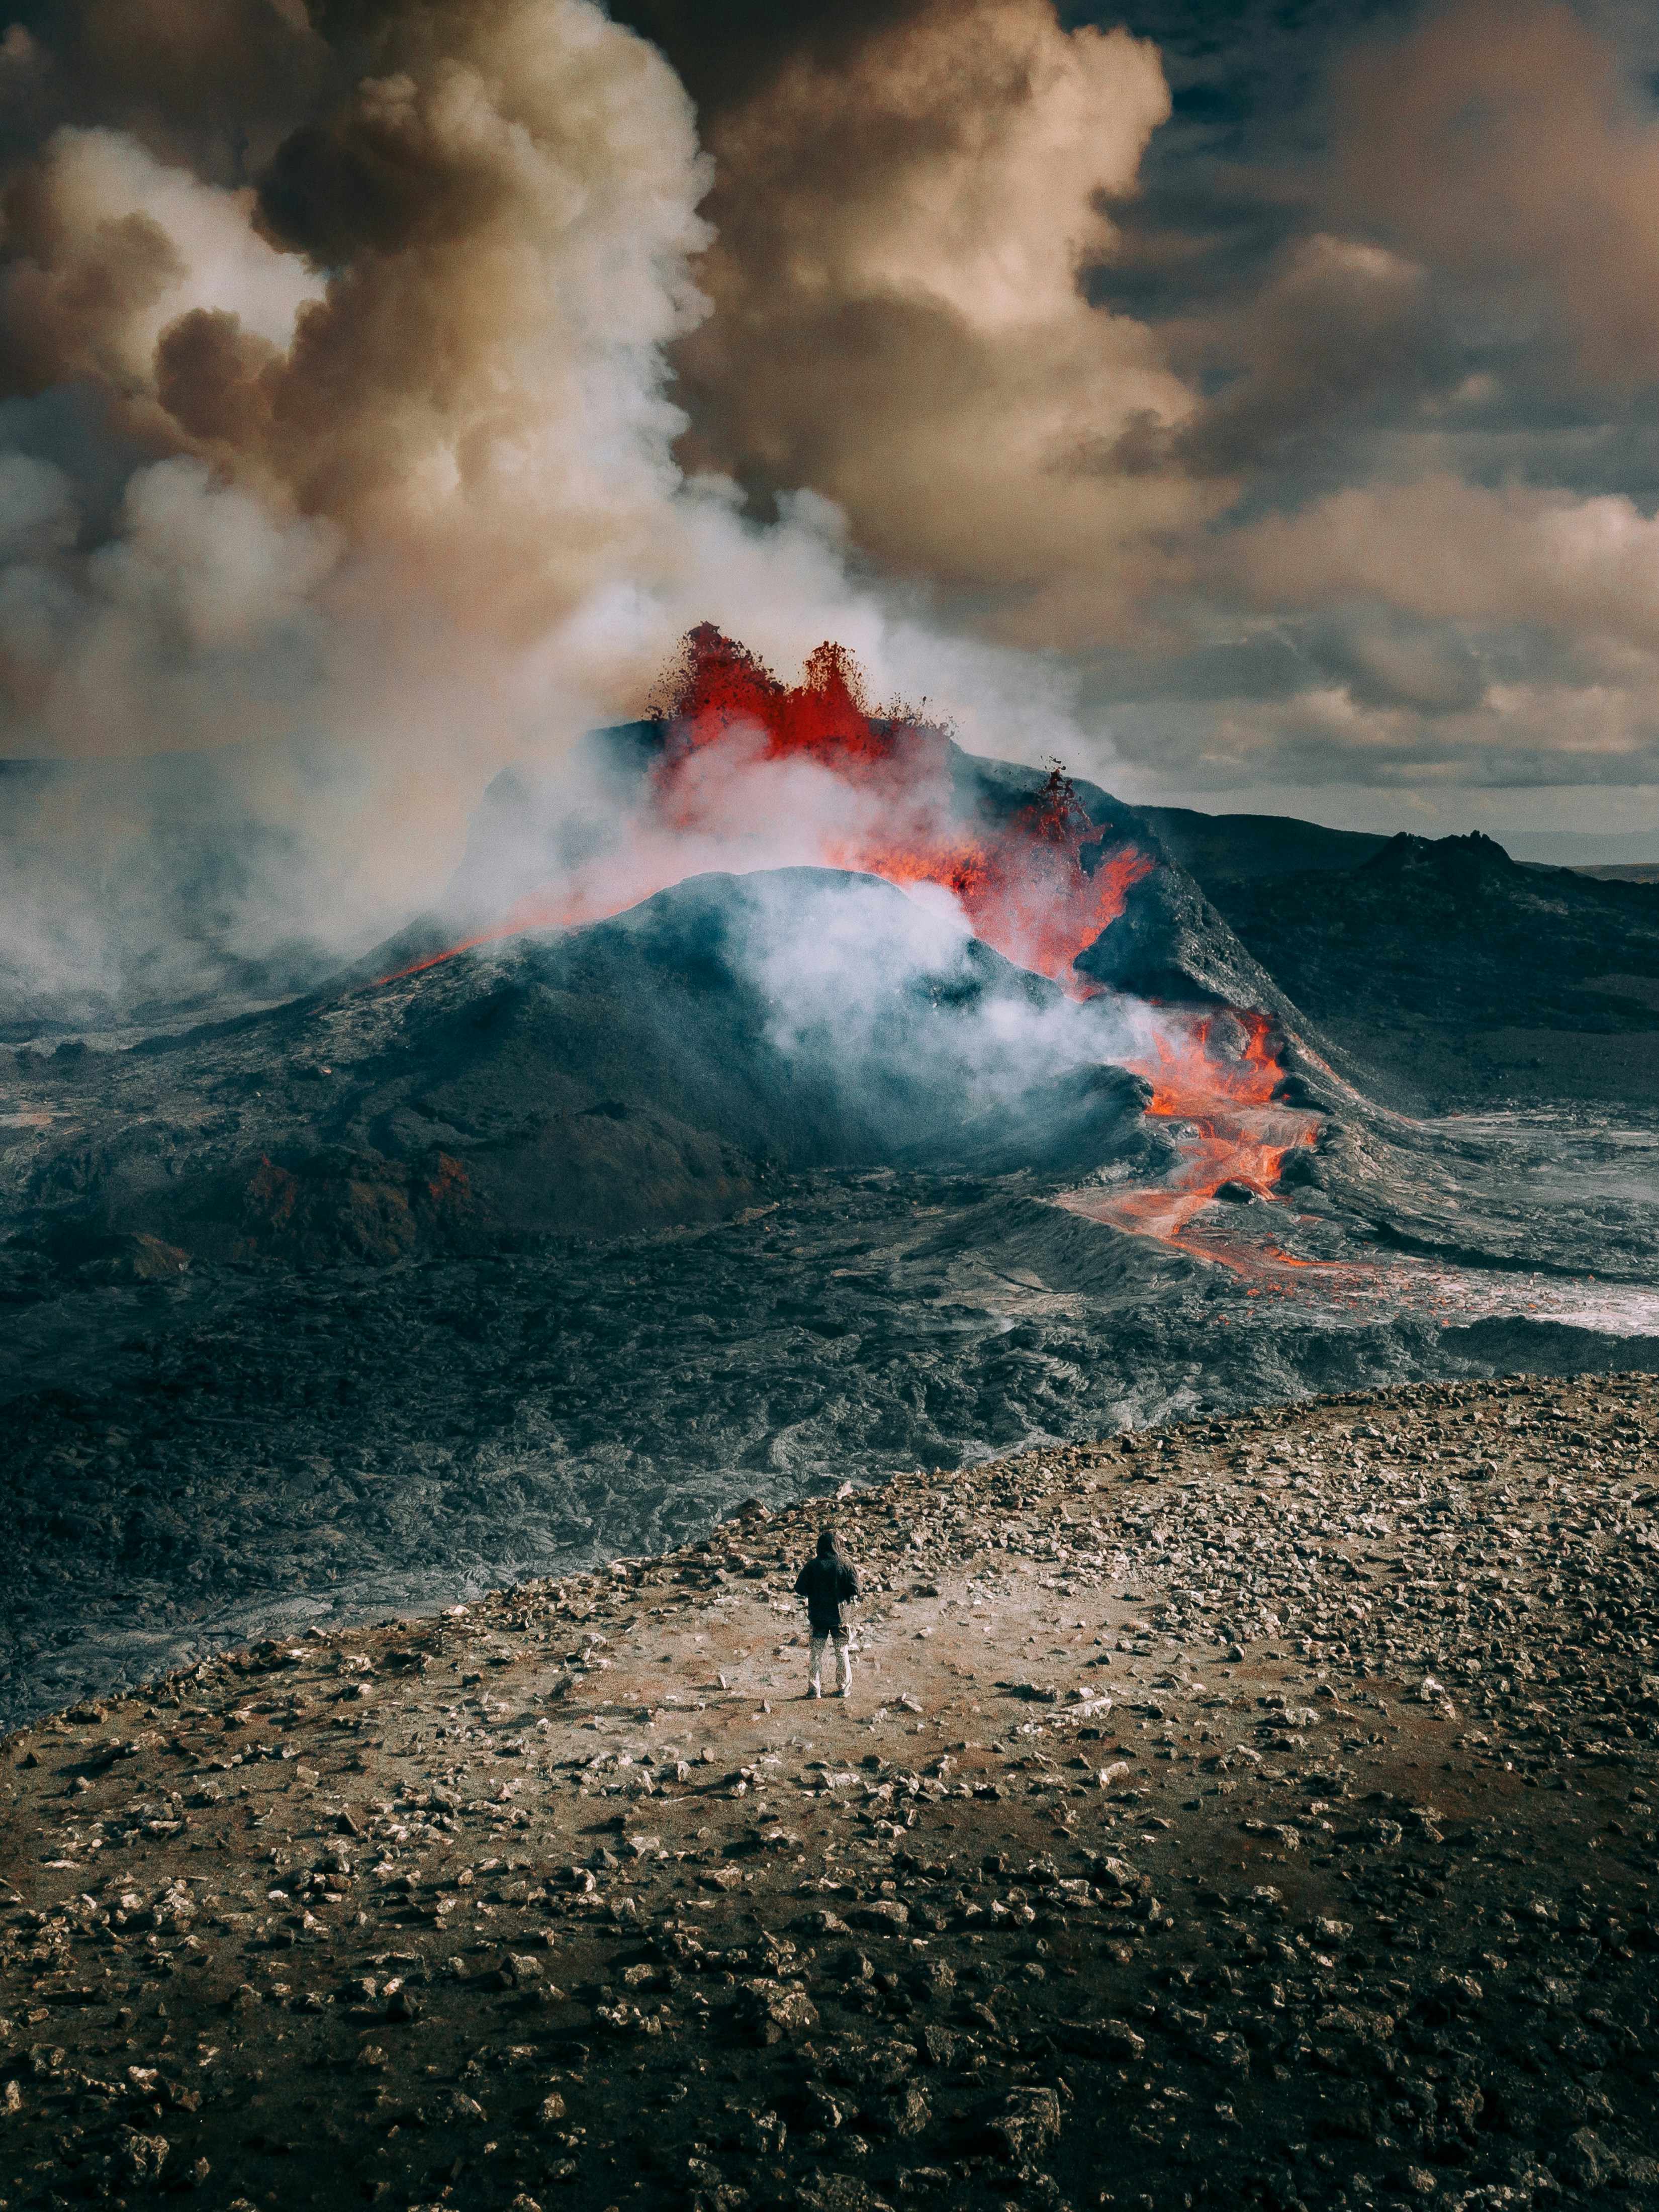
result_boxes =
[0,0,1128,1018]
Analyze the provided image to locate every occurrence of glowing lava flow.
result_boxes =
[386,626,1152,994]
[1060,1008,1323,1256]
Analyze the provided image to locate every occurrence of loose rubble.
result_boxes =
[4,1371,1659,2212]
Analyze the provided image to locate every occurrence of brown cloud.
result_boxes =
[1329,0,1659,387]
[672,0,1220,649]
[1113,232,1429,479]
[7,0,334,180]
[0,0,718,657]
[0,0,1105,956]
[1223,475,1659,656]
[9,0,1659,876]
[606,0,941,123]
[0,194,183,399]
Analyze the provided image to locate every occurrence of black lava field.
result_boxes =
[3,742,1658,1730]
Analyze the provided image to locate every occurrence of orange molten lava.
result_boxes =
[1062,1007,1320,1248]
[386,625,1152,995]
[1131,1008,1282,1119]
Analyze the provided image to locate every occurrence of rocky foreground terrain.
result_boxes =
[3,1370,1658,2212]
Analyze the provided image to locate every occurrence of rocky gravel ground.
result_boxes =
[5,1168,1655,1734]
[3,1370,1658,2212]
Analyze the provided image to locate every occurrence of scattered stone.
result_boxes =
[743,1981,819,2044]
[121,2130,170,2184]
[850,1901,908,1931]
[987,2084,1062,2160]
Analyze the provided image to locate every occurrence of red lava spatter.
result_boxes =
[384,626,1152,996]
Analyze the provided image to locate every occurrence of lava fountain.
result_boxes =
[646,627,1155,994]
[388,625,1153,996]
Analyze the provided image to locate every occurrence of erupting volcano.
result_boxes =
[646,626,1158,993]
[391,625,1154,996]
[387,624,1325,1253]
[7,630,1659,1740]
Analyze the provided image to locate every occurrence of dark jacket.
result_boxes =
[795,1555,860,1631]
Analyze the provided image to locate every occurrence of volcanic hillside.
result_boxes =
[4,848,1658,1732]
[1132,806,1392,885]
[3,625,1324,1276]
[1188,833,1659,1113]
[0,870,1181,1276]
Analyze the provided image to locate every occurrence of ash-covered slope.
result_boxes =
[1206,831,1659,1108]
[1074,856,1308,1036]
[0,869,1163,1270]
[433,721,1361,1093]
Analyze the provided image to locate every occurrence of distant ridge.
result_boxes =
[1129,804,1389,883]
[1127,810,1659,881]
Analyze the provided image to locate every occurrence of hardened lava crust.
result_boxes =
[3,1371,1658,2212]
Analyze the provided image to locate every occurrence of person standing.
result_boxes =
[795,1528,860,1699]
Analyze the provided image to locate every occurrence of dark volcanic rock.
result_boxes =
[1073,862,1305,1030]
[1129,803,1390,883]
[0,869,1162,1262]
[30,1226,192,1283]
[1204,831,1659,1108]
[0,1157,1653,1729]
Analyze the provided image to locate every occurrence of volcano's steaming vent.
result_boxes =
[649,626,1157,993]
[390,625,1153,994]
[386,624,1320,1250]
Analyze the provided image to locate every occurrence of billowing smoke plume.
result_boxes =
[0,0,1120,1026]
[672,0,1208,648]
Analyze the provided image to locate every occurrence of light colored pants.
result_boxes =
[808,1624,853,1694]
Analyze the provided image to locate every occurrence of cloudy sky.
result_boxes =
[5,0,1659,860]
